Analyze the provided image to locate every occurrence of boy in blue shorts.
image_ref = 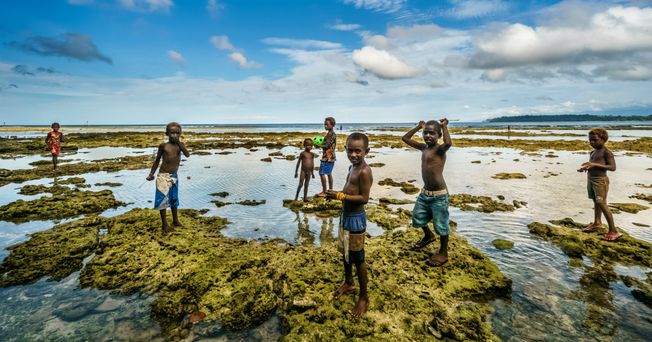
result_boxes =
[326,132,372,317]
[146,122,190,233]
[402,119,452,266]
[315,117,336,197]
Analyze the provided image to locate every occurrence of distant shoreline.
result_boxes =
[487,114,652,123]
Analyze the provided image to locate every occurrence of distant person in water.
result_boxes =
[577,128,620,241]
[327,132,372,318]
[402,119,452,267]
[315,117,336,197]
[45,122,64,170]
[146,122,190,233]
[294,138,315,202]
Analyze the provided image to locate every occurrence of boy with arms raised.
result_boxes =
[146,122,190,233]
[402,119,452,267]
[326,132,372,318]
[315,117,337,197]
[45,122,64,170]
[577,128,620,241]
[294,138,315,202]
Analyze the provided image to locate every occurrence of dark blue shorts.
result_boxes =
[340,210,366,233]
[319,161,334,175]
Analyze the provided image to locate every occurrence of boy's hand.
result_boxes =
[581,162,597,169]
[146,174,155,180]
[294,173,298,178]
[440,118,449,126]
[418,121,426,128]
[312,173,315,179]
[325,189,337,199]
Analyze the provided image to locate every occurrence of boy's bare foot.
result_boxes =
[163,226,175,233]
[348,297,369,318]
[583,224,605,233]
[294,197,299,201]
[413,235,436,249]
[425,253,448,267]
[172,222,187,229]
[334,282,355,300]
[302,197,310,203]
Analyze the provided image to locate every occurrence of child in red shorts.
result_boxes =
[45,122,64,170]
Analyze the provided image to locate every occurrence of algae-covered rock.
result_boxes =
[212,200,232,208]
[29,159,72,166]
[261,157,272,162]
[636,183,652,188]
[193,151,212,155]
[0,189,128,223]
[0,216,106,287]
[18,184,70,195]
[471,160,481,163]
[450,194,516,213]
[633,222,650,227]
[609,203,649,214]
[378,198,415,205]
[269,151,283,156]
[492,173,527,180]
[549,217,588,229]
[236,200,266,206]
[282,197,342,215]
[630,193,652,204]
[368,163,385,167]
[210,192,229,197]
[497,195,505,200]
[95,182,122,187]
[492,239,514,250]
[378,178,419,195]
[56,176,86,185]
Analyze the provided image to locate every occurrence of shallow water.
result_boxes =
[1,133,652,341]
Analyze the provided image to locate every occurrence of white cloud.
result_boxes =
[210,35,242,53]
[206,0,224,17]
[228,52,262,69]
[536,95,554,101]
[117,0,173,12]
[463,105,470,109]
[446,0,506,19]
[352,46,420,79]
[386,24,445,39]
[480,69,507,82]
[329,20,362,31]
[262,38,342,49]
[344,71,369,85]
[167,50,190,67]
[343,0,406,13]
[362,35,396,50]
[592,63,652,81]
[429,79,450,88]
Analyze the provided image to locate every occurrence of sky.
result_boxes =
[1,0,651,124]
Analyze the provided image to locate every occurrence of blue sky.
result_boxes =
[1,0,651,124]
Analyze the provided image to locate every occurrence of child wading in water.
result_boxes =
[315,117,336,197]
[294,138,315,202]
[326,132,372,318]
[146,122,190,233]
[577,128,620,241]
[45,122,64,170]
[402,119,452,267]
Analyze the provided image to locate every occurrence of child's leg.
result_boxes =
[160,209,174,233]
[428,235,449,265]
[295,172,306,200]
[597,203,617,236]
[52,153,58,169]
[593,201,603,227]
[335,260,356,299]
[319,174,327,194]
[170,207,186,229]
[349,262,369,318]
[327,173,333,191]
[302,173,310,201]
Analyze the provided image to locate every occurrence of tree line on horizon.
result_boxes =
[487,114,652,122]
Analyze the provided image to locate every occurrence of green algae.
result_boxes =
[636,183,652,188]
[210,192,229,197]
[631,193,652,204]
[471,160,481,163]
[492,173,527,180]
[0,155,155,187]
[192,151,212,155]
[449,194,516,213]
[0,216,106,287]
[497,195,505,200]
[378,198,415,205]
[236,200,266,206]
[95,182,123,187]
[56,177,86,185]
[0,188,127,223]
[378,178,419,195]
[261,157,272,162]
[18,184,70,195]
[368,163,385,167]
[633,222,651,227]
[269,152,283,156]
[212,200,232,208]
[609,203,649,214]
[283,197,342,216]
[28,159,73,166]
[492,239,514,250]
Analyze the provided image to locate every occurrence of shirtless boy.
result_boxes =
[146,122,190,233]
[294,138,315,202]
[577,128,619,241]
[45,122,64,170]
[326,132,372,318]
[402,119,452,267]
[315,117,336,197]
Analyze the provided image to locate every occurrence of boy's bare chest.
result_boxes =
[590,150,605,163]
[422,149,445,165]
[163,144,181,158]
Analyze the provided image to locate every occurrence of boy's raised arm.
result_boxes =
[439,118,452,152]
[402,121,426,150]
[147,144,164,180]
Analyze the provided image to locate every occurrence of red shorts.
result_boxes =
[50,145,61,156]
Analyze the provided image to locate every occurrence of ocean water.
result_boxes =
[1,123,652,341]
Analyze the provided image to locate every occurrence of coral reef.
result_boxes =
[492,239,514,250]
[0,188,127,223]
[378,178,419,195]
[492,173,527,180]
[449,194,517,213]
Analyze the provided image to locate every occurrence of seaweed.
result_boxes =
[449,194,516,213]
[378,178,419,195]
[492,173,527,180]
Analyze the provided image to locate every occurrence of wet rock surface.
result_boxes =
[377,178,419,195]
[492,239,514,250]
[492,173,527,180]
[631,193,652,204]
[94,182,123,187]
[608,203,649,214]
[449,194,517,213]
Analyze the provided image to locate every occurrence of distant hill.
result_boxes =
[487,114,652,122]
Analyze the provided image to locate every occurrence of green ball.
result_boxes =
[313,136,324,146]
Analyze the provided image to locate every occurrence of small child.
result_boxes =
[577,128,619,241]
[326,132,372,318]
[294,138,315,202]
[45,122,64,170]
[146,122,190,233]
[402,119,452,267]
[315,117,336,197]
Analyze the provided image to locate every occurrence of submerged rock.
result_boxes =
[261,157,272,162]
[95,182,123,187]
[378,178,419,195]
[631,193,652,204]
[210,192,229,197]
[492,173,527,180]
[609,203,649,214]
[236,200,266,206]
[368,163,385,167]
[449,194,516,213]
[282,197,342,216]
[0,188,127,223]
[29,159,72,166]
[18,184,70,195]
[492,239,514,250]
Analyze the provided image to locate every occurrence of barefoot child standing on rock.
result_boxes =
[315,117,336,197]
[577,128,620,241]
[45,122,64,170]
[402,119,452,267]
[327,132,372,318]
[294,138,315,202]
[146,122,190,233]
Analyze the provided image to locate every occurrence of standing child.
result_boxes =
[402,119,452,267]
[315,117,336,197]
[45,122,64,170]
[326,132,372,318]
[577,128,620,241]
[294,138,315,202]
[146,122,190,233]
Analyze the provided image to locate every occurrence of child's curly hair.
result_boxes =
[166,122,182,135]
[325,117,336,126]
[51,122,59,128]
[589,128,608,142]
